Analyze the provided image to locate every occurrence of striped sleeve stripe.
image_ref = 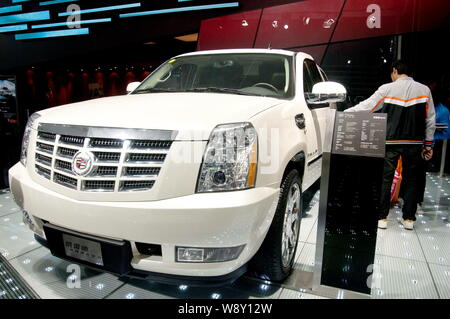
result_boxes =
[370,96,430,112]
[386,140,423,144]
[386,140,434,146]
[370,97,386,112]
[386,140,423,145]
[384,96,429,107]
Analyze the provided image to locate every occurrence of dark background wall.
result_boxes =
[0,0,302,71]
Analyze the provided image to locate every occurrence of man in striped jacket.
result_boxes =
[345,61,435,230]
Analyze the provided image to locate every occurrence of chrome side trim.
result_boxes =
[38,123,178,141]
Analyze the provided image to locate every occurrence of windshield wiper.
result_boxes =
[132,88,180,94]
[186,87,255,96]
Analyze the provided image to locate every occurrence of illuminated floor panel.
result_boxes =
[375,223,427,262]
[0,255,39,299]
[278,288,328,299]
[371,255,439,299]
[428,263,450,298]
[0,172,449,299]
[417,232,450,266]
[293,243,316,273]
[35,272,125,299]
[9,247,74,286]
[0,219,40,261]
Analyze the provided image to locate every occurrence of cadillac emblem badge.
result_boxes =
[72,151,94,176]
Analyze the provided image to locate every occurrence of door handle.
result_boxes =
[295,114,306,129]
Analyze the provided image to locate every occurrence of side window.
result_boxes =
[318,66,328,81]
[303,59,329,108]
[303,59,323,93]
[303,62,313,93]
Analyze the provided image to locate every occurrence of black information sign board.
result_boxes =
[315,111,387,295]
[333,112,386,157]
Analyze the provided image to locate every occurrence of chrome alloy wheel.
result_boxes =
[281,182,301,268]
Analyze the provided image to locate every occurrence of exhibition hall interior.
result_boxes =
[0,0,449,300]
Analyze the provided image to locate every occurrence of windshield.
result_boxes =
[132,53,294,99]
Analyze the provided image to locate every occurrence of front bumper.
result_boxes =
[9,163,279,278]
[35,233,247,287]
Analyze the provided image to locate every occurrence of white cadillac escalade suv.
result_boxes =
[9,49,346,284]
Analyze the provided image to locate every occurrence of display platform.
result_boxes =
[0,174,449,299]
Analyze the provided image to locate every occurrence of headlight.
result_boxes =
[196,122,257,193]
[20,112,41,166]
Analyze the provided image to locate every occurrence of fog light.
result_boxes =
[176,245,245,263]
[177,247,204,262]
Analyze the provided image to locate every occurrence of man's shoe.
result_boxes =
[378,219,388,229]
[402,219,414,230]
[416,204,424,215]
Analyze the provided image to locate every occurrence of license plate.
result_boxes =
[62,234,104,266]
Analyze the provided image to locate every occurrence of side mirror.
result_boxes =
[126,81,141,93]
[306,81,347,104]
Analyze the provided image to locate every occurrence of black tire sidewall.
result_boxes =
[250,169,303,282]
[277,170,302,275]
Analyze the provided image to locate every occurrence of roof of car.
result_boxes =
[177,48,313,60]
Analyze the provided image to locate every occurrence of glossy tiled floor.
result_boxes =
[0,172,449,299]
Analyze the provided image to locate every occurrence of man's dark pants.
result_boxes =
[379,144,423,221]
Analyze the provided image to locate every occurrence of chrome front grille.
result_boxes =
[120,180,155,191]
[57,147,78,159]
[93,152,121,163]
[35,164,51,179]
[130,140,172,149]
[34,124,176,193]
[126,153,166,163]
[93,166,118,177]
[83,180,115,191]
[90,138,124,149]
[60,135,84,146]
[54,172,77,189]
[35,153,52,166]
[37,132,56,141]
[54,159,73,174]
[124,167,160,177]
[36,142,54,154]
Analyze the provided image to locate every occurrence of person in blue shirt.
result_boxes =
[428,90,450,172]
[433,101,450,140]
[415,89,449,214]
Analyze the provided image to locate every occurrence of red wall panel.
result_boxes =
[197,0,448,51]
[414,0,450,32]
[253,0,345,49]
[197,9,262,51]
[332,0,449,43]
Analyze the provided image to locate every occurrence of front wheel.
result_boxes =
[250,169,302,282]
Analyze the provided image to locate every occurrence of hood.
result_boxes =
[36,93,283,140]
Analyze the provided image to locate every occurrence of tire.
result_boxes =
[250,169,302,282]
